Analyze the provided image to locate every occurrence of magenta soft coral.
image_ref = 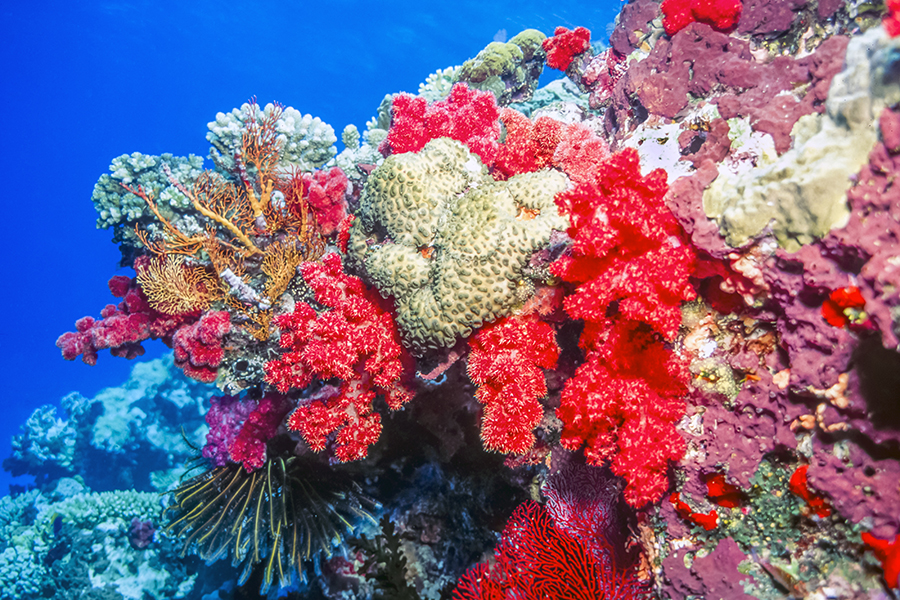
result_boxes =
[466,315,559,455]
[551,148,696,507]
[172,310,230,383]
[382,83,500,165]
[56,271,192,366]
[264,252,411,461]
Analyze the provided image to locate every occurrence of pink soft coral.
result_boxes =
[56,269,193,366]
[264,253,411,461]
[382,83,500,165]
[172,310,230,383]
[466,315,559,454]
[551,148,696,507]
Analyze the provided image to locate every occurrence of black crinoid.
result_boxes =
[164,451,378,594]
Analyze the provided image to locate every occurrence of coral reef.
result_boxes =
[21,3,900,597]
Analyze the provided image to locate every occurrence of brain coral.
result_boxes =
[348,137,568,355]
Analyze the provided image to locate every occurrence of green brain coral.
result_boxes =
[349,137,568,355]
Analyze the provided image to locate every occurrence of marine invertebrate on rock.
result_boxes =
[349,137,568,355]
[454,29,547,106]
[466,315,559,454]
[381,83,501,164]
[861,531,900,589]
[164,456,376,593]
[264,253,412,461]
[551,148,696,507]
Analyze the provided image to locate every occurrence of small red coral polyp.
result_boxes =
[861,532,900,589]
[670,493,718,530]
[788,465,831,518]
[821,286,870,331]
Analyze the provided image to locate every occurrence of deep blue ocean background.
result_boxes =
[0,1,620,494]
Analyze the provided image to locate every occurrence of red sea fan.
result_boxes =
[453,500,646,600]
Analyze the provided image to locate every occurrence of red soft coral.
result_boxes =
[551,149,696,507]
[453,500,645,600]
[493,108,565,179]
[382,83,500,164]
[467,315,559,454]
[660,0,743,36]
[551,123,611,186]
[788,464,831,518]
[264,253,411,461]
[301,167,349,236]
[542,26,592,71]
[227,393,293,471]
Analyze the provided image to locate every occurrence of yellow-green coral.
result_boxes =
[349,137,567,355]
[454,29,547,106]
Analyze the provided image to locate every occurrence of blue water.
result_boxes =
[0,0,620,496]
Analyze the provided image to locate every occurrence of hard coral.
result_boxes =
[264,253,411,461]
[382,83,500,165]
[348,137,568,355]
[467,315,559,454]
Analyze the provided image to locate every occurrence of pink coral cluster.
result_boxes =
[172,310,230,383]
[299,167,349,236]
[466,315,559,455]
[382,83,500,164]
[264,253,411,461]
[551,148,696,507]
[56,271,192,367]
[660,0,743,36]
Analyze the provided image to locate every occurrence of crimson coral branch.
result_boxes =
[466,315,559,455]
[264,253,412,461]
